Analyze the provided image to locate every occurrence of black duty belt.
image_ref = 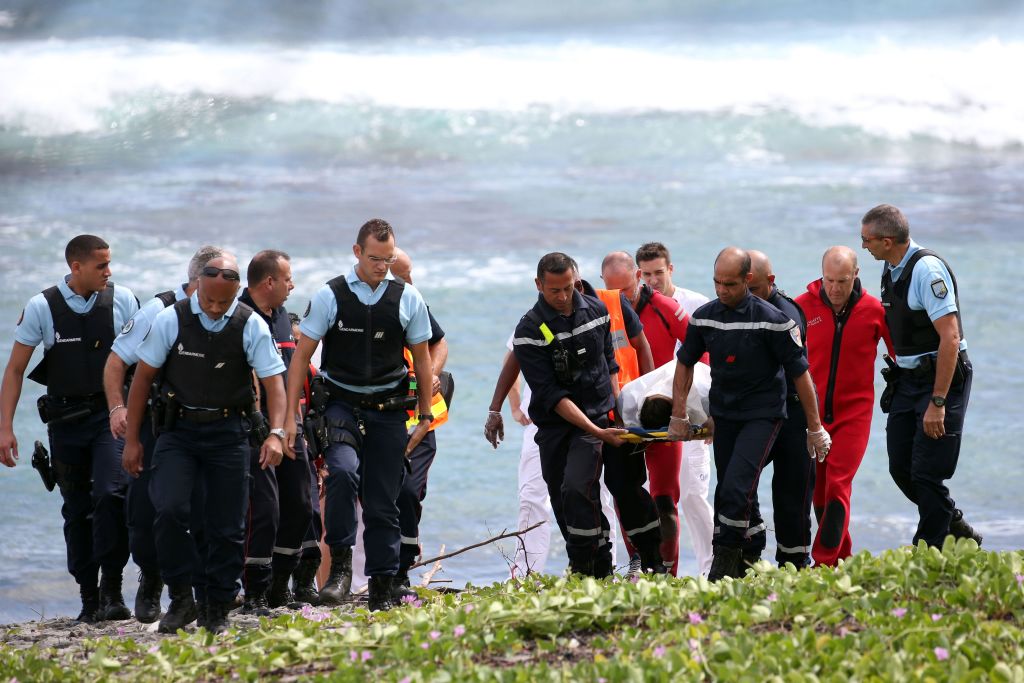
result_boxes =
[904,350,970,381]
[175,406,248,424]
[325,382,413,412]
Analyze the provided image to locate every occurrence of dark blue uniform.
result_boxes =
[512,289,618,577]
[763,286,815,567]
[677,291,808,554]
[238,289,314,605]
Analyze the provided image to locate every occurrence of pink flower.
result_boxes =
[147,645,160,654]
[891,607,907,618]
[453,625,466,637]
[931,613,942,622]
[629,574,639,584]
[1016,574,1024,585]
[207,646,219,654]
[116,627,125,636]
[652,646,666,658]
[361,651,372,662]
[429,630,441,640]
[349,651,358,662]
[767,593,778,602]
[688,612,703,624]
[399,679,411,683]
[463,604,475,613]
[688,638,700,651]
[420,642,429,650]
[934,647,949,661]
[400,594,423,608]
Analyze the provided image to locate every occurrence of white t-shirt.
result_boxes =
[670,286,711,354]
[617,360,711,428]
[506,333,532,411]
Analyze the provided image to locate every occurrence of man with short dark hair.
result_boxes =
[668,247,830,581]
[122,253,287,634]
[1,234,139,623]
[284,219,434,611]
[103,244,224,623]
[238,250,316,614]
[512,252,627,578]
[861,204,980,547]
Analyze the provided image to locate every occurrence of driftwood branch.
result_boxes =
[419,544,445,587]
[409,521,545,570]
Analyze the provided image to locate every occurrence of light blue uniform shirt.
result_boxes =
[111,284,189,365]
[885,239,968,369]
[137,291,285,379]
[299,265,431,393]
[15,276,139,349]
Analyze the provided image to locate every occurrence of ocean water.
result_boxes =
[1,1,1023,623]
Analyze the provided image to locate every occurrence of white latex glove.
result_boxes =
[807,427,832,462]
[667,415,692,441]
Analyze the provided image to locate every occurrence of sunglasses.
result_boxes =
[367,255,399,265]
[201,266,241,281]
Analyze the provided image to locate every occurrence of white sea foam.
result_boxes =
[1,38,1023,147]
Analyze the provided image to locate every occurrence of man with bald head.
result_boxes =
[796,246,892,566]
[746,250,816,569]
[668,247,831,581]
[123,253,287,633]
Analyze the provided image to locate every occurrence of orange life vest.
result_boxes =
[403,348,449,431]
[595,288,640,388]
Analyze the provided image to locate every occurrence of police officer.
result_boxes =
[747,250,816,569]
[0,235,139,623]
[238,250,316,614]
[102,245,224,623]
[284,219,433,612]
[668,247,831,581]
[512,252,629,579]
[121,253,287,634]
[860,204,981,547]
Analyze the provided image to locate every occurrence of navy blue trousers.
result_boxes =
[601,441,662,560]
[534,421,612,576]
[149,416,250,605]
[712,417,782,553]
[764,398,814,566]
[243,422,314,593]
[886,361,973,547]
[398,430,437,571]
[48,410,129,586]
[321,400,407,577]
[299,440,323,561]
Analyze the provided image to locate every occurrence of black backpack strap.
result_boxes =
[155,290,177,308]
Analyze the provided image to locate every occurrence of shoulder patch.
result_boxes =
[17,309,24,326]
[789,325,803,348]
[930,278,948,299]
[120,318,135,335]
[303,301,311,318]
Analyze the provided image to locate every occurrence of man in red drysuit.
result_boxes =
[601,251,709,575]
[796,246,893,566]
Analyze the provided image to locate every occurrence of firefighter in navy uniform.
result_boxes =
[121,254,287,634]
[747,250,816,569]
[860,204,981,547]
[512,252,630,579]
[668,247,831,582]
[103,245,225,623]
[0,235,139,623]
[238,250,316,614]
[284,219,434,612]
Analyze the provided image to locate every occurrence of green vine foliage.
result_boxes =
[2,539,1023,681]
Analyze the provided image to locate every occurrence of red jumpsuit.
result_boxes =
[795,279,892,566]
[629,285,694,574]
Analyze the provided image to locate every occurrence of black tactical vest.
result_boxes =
[880,249,964,357]
[29,284,115,397]
[160,299,255,409]
[239,289,294,414]
[321,275,408,387]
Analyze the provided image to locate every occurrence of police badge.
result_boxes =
[930,278,948,299]
[789,325,803,348]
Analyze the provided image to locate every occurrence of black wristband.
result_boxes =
[417,413,434,423]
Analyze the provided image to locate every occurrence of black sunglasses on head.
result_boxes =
[201,266,240,281]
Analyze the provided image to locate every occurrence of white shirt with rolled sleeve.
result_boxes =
[617,360,711,429]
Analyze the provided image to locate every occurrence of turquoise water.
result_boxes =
[1,1,1023,623]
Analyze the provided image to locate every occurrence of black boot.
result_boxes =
[949,508,983,545]
[292,557,321,606]
[158,584,198,634]
[708,547,744,582]
[241,589,271,617]
[98,573,132,621]
[195,598,208,631]
[318,546,352,606]
[76,583,101,624]
[390,570,418,603]
[134,569,164,624]
[267,568,299,609]
[204,601,231,634]
[368,575,399,612]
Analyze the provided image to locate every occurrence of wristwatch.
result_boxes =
[417,413,434,423]
[269,428,287,440]
[930,395,946,408]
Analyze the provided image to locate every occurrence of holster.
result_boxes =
[879,355,901,414]
[31,440,56,492]
[248,409,270,448]
[326,416,363,452]
[152,389,179,435]
[36,395,98,426]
